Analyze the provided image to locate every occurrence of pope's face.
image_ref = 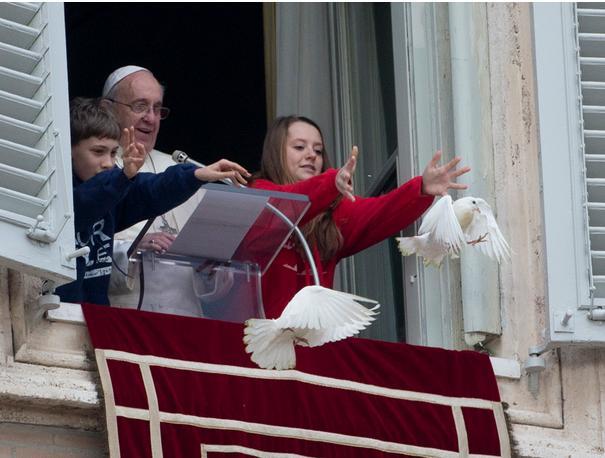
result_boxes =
[111,72,164,154]
[285,121,324,182]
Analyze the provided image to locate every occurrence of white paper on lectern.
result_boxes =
[167,188,267,260]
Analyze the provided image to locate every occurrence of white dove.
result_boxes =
[243,285,380,370]
[396,195,510,266]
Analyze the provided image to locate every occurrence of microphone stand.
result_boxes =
[264,203,320,285]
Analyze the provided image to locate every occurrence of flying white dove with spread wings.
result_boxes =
[243,286,379,370]
[396,195,510,267]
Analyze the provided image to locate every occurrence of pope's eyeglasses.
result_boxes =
[106,98,170,120]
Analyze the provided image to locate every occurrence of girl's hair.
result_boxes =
[256,115,343,262]
[70,97,121,146]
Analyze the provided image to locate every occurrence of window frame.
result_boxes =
[274,2,463,348]
[393,3,463,348]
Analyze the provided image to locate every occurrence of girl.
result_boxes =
[250,115,469,319]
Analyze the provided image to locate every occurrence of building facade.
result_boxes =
[0,2,603,456]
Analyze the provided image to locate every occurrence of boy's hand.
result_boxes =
[194,159,251,185]
[121,127,146,179]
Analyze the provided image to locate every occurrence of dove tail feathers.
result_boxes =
[243,319,296,370]
[422,256,447,268]
[396,235,446,267]
[396,236,421,256]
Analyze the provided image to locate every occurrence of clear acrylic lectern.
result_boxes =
[131,183,310,322]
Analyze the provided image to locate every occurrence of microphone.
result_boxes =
[172,150,205,168]
[172,150,238,187]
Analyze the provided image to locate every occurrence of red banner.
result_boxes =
[83,304,509,457]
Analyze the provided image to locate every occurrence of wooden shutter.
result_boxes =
[0,3,75,284]
[579,3,605,300]
[534,2,605,345]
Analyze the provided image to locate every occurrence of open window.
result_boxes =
[275,3,464,347]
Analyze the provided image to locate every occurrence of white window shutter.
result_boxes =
[534,3,605,345]
[579,4,605,301]
[0,3,76,285]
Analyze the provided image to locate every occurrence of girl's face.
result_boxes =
[285,121,324,182]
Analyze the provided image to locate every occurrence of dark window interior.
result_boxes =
[64,3,267,172]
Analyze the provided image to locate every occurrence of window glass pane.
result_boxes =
[356,173,406,343]
[373,3,397,156]
[346,4,395,195]
[344,4,405,343]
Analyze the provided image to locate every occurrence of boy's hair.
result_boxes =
[70,97,121,146]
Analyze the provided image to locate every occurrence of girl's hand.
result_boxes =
[336,146,358,202]
[421,150,470,196]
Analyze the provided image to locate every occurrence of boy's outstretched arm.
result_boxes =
[115,158,251,232]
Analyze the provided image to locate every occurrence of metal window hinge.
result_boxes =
[524,344,549,398]
[38,280,60,312]
[588,308,605,321]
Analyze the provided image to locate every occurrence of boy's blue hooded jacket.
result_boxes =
[56,163,202,305]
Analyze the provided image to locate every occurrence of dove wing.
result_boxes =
[276,286,379,346]
[465,199,511,263]
[418,195,466,254]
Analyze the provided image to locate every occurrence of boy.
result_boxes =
[56,98,249,305]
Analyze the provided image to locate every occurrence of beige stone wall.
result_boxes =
[0,267,103,454]
[0,423,106,458]
[487,3,605,456]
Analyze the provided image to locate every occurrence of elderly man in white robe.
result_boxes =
[104,66,231,316]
